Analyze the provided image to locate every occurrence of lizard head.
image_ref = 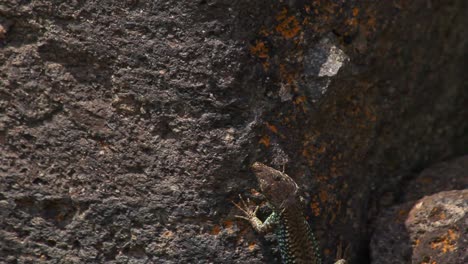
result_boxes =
[251,162,299,210]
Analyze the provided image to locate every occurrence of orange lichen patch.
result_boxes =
[317,144,327,154]
[279,64,296,85]
[275,8,301,39]
[319,190,328,203]
[223,220,234,228]
[346,17,358,27]
[224,220,233,229]
[414,238,420,247]
[248,242,257,251]
[398,209,408,216]
[315,174,329,183]
[250,40,269,59]
[162,230,174,239]
[311,200,321,216]
[259,27,270,37]
[294,95,309,113]
[211,225,221,235]
[396,209,409,222]
[259,135,270,147]
[429,206,447,221]
[265,122,278,134]
[302,148,313,161]
[430,229,459,253]
[352,7,360,17]
[250,188,261,196]
[363,7,378,32]
[294,95,307,105]
[223,220,236,234]
[0,25,7,40]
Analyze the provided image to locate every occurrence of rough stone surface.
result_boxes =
[0,0,467,263]
[371,190,467,264]
[401,155,468,202]
[371,156,468,264]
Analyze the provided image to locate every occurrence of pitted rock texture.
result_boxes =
[1,0,468,263]
[371,190,467,264]
[371,156,468,264]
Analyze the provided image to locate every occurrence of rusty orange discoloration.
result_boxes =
[259,135,270,147]
[0,24,7,40]
[224,220,233,229]
[162,230,174,239]
[311,200,321,216]
[430,228,459,253]
[319,190,328,203]
[352,7,360,16]
[248,242,257,251]
[302,148,312,161]
[211,225,221,235]
[275,8,301,39]
[279,64,296,85]
[243,2,383,239]
[294,95,307,105]
[324,248,331,256]
[429,206,447,221]
[398,209,408,216]
[250,188,261,196]
[294,95,309,113]
[318,144,327,154]
[259,26,270,37]
[265,122,278,134]
[223,220,236,235]
[250,40,269,59]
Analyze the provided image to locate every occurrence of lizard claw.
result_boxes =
[334,239,349,264]
[234,215,250,220]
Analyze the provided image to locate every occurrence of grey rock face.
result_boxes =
[1,0,467,263]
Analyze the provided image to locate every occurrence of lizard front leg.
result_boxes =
[233,195,279,234]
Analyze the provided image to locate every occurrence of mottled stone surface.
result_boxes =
[371,190,467,264]
[371,156,468,264]
[1,0,467,263]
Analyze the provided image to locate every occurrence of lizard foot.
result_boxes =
[334,239,349,264]
[232,194,259,221]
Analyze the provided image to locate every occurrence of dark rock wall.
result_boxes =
[0,0,467,263]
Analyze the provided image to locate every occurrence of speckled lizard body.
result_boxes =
[235,162,346,264]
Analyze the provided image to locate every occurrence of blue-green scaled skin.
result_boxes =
[236,162,345,264]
